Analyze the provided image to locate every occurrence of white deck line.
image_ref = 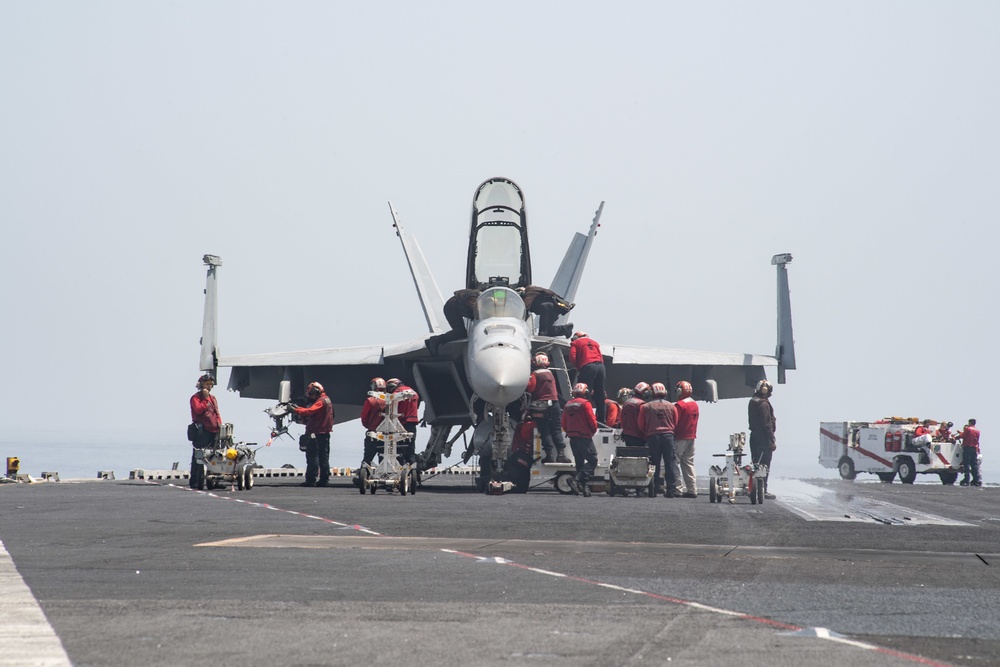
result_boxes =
[0,539,72,666]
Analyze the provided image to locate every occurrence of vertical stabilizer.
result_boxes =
[772,253,796,383]
[390,203,447,334]
[549,201,603,310]
[200,254,222,375]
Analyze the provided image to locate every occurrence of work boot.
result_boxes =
[425,337,440,357]
[763,480,776,500]
[299,481,316,487]
[580,479,591,497]
[541,453,556,464]
[556,453,572,464]
[560,323,575,338]
[682,492,698,499]
[566,477,580,495]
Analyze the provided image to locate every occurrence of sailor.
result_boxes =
[638,382,678,498]
[620,382,650,447]
[517,285,574,337]
[426,288,480,356]
[672,381,700,499]
[291,382,334,487]
[526,352,570,464]
[360,378,387,466]
[561,383,598,497]
[935,421,955,442]
[507,411,538,493]
[604,395,621,429]
[569,331,607,424]
[960,419,982,487]
[188,373,222,488]
[386,378,420,463]
[748,380,777,500]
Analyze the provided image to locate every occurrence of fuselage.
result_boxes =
[465,287,532,406]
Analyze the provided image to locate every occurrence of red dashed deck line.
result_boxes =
[440,548,954,667]
[156,481,383,536]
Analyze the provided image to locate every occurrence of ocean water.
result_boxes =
[2,428,992,484]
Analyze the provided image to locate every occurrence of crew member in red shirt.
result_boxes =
[639,382,678,497]
[525,352,569,463]
[569,331,607,423]
[292,382,334,487]
[360,378,387,466]
[960,418,982,487]
[620,382,650,447]
[561,383,598,497]
[386,378,420,463]
[189,373,222,488]
[672,381,700,498]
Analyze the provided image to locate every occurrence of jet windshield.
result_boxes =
[476,287,526,320]
[467,178,531,290]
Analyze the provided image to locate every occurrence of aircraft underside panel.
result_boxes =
[604,359,769,402]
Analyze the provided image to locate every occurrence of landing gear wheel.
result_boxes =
[554,472,574,495]
[876,472,895,483]
[709,477,718,503]
[358,466,368,495]
[838,456,857,481]
[244,466,253,490]
[897,457,917,484]
[756,479,765,505]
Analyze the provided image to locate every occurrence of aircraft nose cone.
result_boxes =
[471,345,530,406]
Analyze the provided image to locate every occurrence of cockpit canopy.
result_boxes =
[475,287,526,320]
[466,177,532,290]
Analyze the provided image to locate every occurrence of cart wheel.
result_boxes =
[553,472,574,495]
[709,477,718,503]
[195,464,206,491]
[756,479,765,505]
[607,478,616,497]
[244,466,253,491]
[400,471,409,496]
[408,469,418,495]
[237,469,245,490]
[368,482,376,494]
[750,479,758,505]
[358,466,369,495]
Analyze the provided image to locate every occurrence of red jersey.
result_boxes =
[620,397,645,438]
[190,392,222,433]
[561,397,598,438]
[962,425,981,451]
[674,397,699,440]
[604,400,621,428]
[569,336,603,370]
[394,385,420,424]
[527,369,559,401]
[638,398,677,438]
[360,396,386,431]
[293,394,334,435]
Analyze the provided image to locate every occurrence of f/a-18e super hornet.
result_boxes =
[197,177,795,489]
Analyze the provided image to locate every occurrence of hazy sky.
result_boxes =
[2,2,997,479]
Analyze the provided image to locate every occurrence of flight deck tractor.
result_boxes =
[819,419,963,484]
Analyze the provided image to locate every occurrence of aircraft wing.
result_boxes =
[221,338,465,425]
[603,344,778,402]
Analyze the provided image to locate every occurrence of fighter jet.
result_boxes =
[199,177,795,486]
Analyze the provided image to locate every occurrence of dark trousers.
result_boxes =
[569,436,598,482]
[362,436,383,465]
[749,430,773,469]
[304,433,331,484]
[537,403,566,455]
[962,447,981,485]
[577,362,607,423]
[646,433,676,493]
[397,422,417,463]
[622,433,645,448]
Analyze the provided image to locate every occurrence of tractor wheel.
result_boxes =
[838,456,857,481]
[897,457,917,484]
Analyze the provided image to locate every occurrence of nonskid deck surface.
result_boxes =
[2,475,999,667]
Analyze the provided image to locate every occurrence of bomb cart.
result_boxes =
[191,423,258,491]
[707,432,768,504]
